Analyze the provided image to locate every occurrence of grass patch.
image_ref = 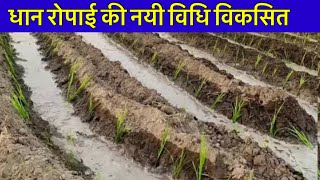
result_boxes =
[115,110,129,143]
[157,126,169,161]
[232,97,245,123]
[290,126,313,149]
[192,132,207,180]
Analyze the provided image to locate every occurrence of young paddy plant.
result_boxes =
[232,97,245,123]
[211,92,225,110]
[172,150,187,179]
[261,63,268,75]
[297,75,306,95]
[192,133,207,180]
[115,110,129,143]
[283,70,294,87]
[290,126,313,149]
[269,102,284,137]
[255,54,263,69]
[68,76,91,102]
[157,126,169,161]
[272,67,278,77]
[150,51,158,64]
[195,78,206,98]
[88,95,96,116]
[174,61,185,80]
[11,93,29,121]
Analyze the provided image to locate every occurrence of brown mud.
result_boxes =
[218,33,319,71]
[169,33,318,105]
[0,36,86,179]
[106,33,316,144]
[34,32,306,180]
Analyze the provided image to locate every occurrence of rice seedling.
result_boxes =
[67,64,77,100]
[241,34,247,44]
[297,75,306,95]
[300,51,307,65]
[14,84,29,108]
[261,63,268,75]
[195,79,206,98]
[248,37,255,46]
[283,70,294,87]
[269,102,285,137]
[68,76,91,102]
[232,97,245,123]
[211,92,225,109]
[222,44,228,54]
[88,95,96,116]
[240,52,246,65]
[256,38,263,47]
[290,126,313,149]
[192,132,207,180]
[172,150,187,179]
[115,110,129,143]
[255,54,262,69]
[247,170,254,180]
[272,67,278,77]
[212,39,219,54]
[157,126,169,160]
[150,51,158,64]
[11,93,29,121]
[174,61,185,80]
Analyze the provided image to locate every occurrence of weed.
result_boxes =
[157,126,169,160]
[255,54,262,68]
[172,150,187,179]
[211,92,225,109]
[269,102,285,137]
[283,70,294,87]
[174,61,185,80]
[232,97,245,123]
[290,126,313,149]
[11,93,29,121]
[192,132,207,180]
[195,79,206,98]
[115,110,129,143]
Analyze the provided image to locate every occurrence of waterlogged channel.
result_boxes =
[10,33,165,180]
[79,33,317,180]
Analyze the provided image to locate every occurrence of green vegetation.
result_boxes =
[211,92,225,109]
[269,102,284,137]
[172,150,187,179]
[151,52,158,64]
[11,93,29,121]
[157,126,169,160]
[192,133,207,180]
[247,170,254,180]
[67,63,91,102]
[195,79,206,98]
[232,97,245,123]
[115,110,129,143]
[290,126,313,149]
[174,61,185,80]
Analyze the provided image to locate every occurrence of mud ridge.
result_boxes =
[34,33,306,180]
[170,33,318,105]
[218,33,319,71]
[0,34,88,179]
[107,33,316,144]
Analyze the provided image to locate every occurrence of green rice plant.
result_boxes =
[283,70,294,87]
[157,126,169,160]
[269,102,285,137]
[11,94,29,121]
[222,44,228,54]
[290,126,313,149]
[14,84,29,108]
[247,170,254,180]
[67,64,77,100]
[318,168,320,178]
[248,37,255,46]
[172,150,187,179]
[195,79,206,98]
[261,63,268,75]
[240,52,246,65]
[115,110,129,143]
[174,61,185,80]
[300,51,307,65]
[211,92,225,109]
[88,95,96,116]
[150,51,158,64]
[192,132,207,180]
[272,67,278,77]
[297,75,306,95]
[68,76,91,102]
[241,34,247,44]
[232,97,245,123]
[235,48,240,62]
[255,54,262,69]
[212,39,219,54]
[256,38,263,47]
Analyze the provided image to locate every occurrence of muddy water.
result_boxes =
[158,33,317,121]
[79,33,317,180]
[10,33,165,180]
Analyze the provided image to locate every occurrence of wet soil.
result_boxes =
[218,33,319,71]
[169,33,319,105]
[0,37,85,180]
[107,33,316,144]
[34,33,306,180]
